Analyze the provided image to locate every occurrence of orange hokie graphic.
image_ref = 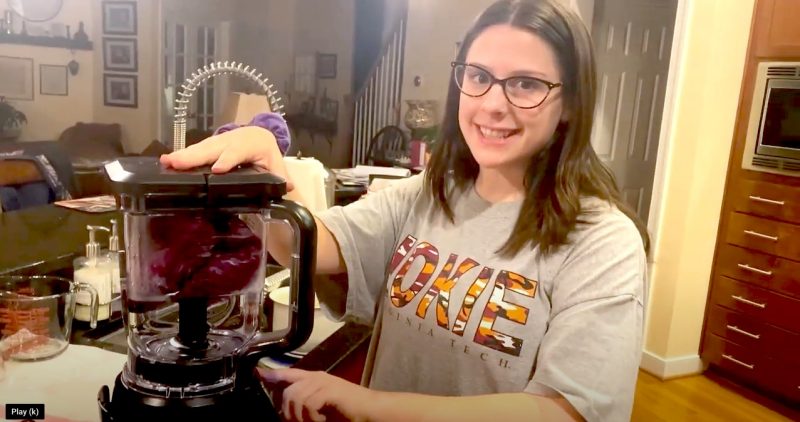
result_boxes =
[415,254,479,328]
[452,266,494,336]
[388,235,537,357]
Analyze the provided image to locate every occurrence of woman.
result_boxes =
[162,0,649,420]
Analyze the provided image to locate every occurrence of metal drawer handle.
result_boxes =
[748,195,785,206]
[736,263,773,276]
[726,324,761,339]
[743,230,779,242]
[722,354,755,369]
[732,295,767,309]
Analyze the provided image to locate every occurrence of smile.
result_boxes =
[478,125,520,140]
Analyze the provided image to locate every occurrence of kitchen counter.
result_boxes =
[0,205,120,276]
[1,344,127,422]
[1,205,373,419]
[1,323,371,422]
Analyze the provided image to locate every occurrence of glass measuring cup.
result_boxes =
[0,275,98,361]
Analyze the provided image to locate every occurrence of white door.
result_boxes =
[160,8,231,148]
[590,0,678,223]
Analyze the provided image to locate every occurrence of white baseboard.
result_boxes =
[640,349,706,380]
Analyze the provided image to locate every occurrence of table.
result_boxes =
[334,182,367,206]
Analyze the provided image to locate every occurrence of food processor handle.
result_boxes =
[239,198,317,369]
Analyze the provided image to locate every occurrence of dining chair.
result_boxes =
[366,125,409,167]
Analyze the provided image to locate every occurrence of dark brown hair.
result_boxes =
[424,0,650,256]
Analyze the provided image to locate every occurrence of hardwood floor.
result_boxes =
[632,371,797,421]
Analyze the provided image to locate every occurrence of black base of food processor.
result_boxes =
[97,372,282,421]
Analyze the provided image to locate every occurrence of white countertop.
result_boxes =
[0,345,127,422]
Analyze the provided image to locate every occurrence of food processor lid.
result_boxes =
[104,157,287,211]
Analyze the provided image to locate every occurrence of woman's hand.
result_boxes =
[258,367,376,422]
[159,126,293,190]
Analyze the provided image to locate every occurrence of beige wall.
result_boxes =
[644,0,754,364]
[1,0,159,153]
[1,0,96,142]
[92,0,159,154]
[232,0,295,99]
[401,0,488,124]
[294,0,355,166]
[230,0,354,166]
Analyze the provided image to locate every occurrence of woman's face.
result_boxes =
[458,24,566,174]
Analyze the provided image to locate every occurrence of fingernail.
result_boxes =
[256,366,274,380]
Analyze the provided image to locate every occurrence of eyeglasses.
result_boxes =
[451,62,562,109]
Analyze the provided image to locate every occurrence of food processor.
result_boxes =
[97,62,315,420]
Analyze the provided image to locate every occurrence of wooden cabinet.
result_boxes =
[702,179,800,406]
[754,0,800,58]
[701,0,800,408]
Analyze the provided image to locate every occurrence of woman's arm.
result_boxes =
[263,214,346,274]
[259,368,583,422]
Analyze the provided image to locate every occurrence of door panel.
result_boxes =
[591,0,678,223]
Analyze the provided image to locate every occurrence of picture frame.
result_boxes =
[40,64,68,96]
[104,73,138,108]
[103,37,138,72]
[316,53,337,79]
[102,1,137,35]
[0,56,34,100]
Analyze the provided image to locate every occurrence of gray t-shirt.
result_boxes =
[316,174,646,422]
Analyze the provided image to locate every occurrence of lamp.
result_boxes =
[218,92,272,125]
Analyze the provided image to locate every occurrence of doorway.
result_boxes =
[159,1,232,148]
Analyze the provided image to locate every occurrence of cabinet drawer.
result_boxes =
[726,212,800,262]
[702,334,767,384]
[717,244,800,298]
[711,276,800,333]
[731,179,800,225]
[706,305,800,362]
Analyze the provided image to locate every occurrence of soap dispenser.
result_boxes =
[104,219,122,295]
[74,225,113,323]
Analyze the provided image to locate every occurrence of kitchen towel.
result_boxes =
[283,156,329,214]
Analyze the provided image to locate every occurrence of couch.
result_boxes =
[0,140,75,211]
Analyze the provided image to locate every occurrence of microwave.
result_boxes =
[742,61,800,176]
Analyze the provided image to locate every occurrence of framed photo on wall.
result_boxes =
[40,64,68,96]
[0,56,34,100]
[104,73,138,108]
[103,1,137,35]
[316,53,337,79]
[103,37,138,72]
